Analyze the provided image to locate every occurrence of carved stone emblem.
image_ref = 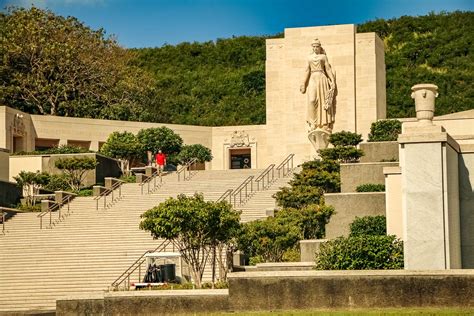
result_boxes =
[12,113,25,136]
[230,130,250,148]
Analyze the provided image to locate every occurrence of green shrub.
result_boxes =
[350,215,387,237]
[237,216,301,264]
[318,147,364,163]
[119,174,137,183]
[368,120,402,142]
[329,131,363,147]
[315,235,403,270]
[290,159,340,193]
[177,144,212,164]
[76,188,93,196]
[355,183,385,192]
[43,174,71,192]
[275,204,334,239]
[273,185,323,209]
[14,145,90,155]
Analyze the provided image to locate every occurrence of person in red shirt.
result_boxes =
[155,150,166,173]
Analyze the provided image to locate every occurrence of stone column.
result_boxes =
[398,84,462,269]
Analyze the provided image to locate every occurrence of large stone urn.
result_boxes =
[411,83,439,123]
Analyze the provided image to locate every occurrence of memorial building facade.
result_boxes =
[2,24,386,170]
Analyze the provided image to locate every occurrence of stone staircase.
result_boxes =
[0,168,292,313]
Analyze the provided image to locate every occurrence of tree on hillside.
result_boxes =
[0,7,155,119]
[99,131,142,174]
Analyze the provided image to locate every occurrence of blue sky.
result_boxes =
[2,0,473,48]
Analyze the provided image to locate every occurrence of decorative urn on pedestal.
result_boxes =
[410,83,439,124]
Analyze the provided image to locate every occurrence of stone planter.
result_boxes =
[411,83,438,123]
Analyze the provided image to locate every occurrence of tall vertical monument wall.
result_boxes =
[265,24,386,166]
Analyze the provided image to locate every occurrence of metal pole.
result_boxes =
[96,199,98,211]
[104,195,106,209]
[2,211,5,234]
[49,208,52,228]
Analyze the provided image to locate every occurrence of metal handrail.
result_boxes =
[254,164,275,191]
[217,189,233,204]
[276,154,295,178]
[1,207,23,234]
[177,158,198,181]
[110,239,173,290]
[139,171,163,194]
[231,176,254,206]
[37,194,75,229]
[94,179,124,210]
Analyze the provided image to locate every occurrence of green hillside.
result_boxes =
[358,11,474,118]
[134,11,473,125]
[2,9,472,125]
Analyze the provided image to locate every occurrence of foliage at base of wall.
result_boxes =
[314,235,404,270]
[315,215,403,270]
[355,184,386,192]
[349,215,387,237]
[12,145,91,156]
[367,120,402,142]
[237,204,334,264]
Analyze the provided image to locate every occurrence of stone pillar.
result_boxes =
[383,166,402,239]
[398,84,461,269]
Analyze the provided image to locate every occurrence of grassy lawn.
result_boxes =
[205,308,474,315]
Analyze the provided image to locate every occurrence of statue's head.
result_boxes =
[311,38,324,54]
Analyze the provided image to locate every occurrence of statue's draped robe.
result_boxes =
[303,54,335,129]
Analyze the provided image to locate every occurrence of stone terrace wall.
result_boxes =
[58,270,474,315]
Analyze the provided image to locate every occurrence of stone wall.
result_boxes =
[10,153,121,187]
[228,270,474,311]
[0,148,9,182]
[0,180,21,207]
[359,141,399,163]
[58,270,474,314]
[460,149,474,268]
[340,162,398,192]
[324,192,385,238]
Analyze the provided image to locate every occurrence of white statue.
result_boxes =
[300,38,336,150]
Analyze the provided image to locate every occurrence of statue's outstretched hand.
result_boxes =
[300,85,306,94]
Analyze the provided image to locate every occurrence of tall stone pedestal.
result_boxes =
[399,124,461,269]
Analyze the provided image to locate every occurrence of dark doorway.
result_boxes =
[230,148,251,169]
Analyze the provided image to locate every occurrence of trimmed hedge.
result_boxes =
[356,183,385,192]
[368,120,402,142]
[315,235,404,270]
[350,215,387,237]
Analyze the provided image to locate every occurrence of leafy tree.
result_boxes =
[42,174,71,192]
[137,127,183,159]
[350,215,387,237]
[358,11,474,118]
[140,194,240,288]
[315,235,404,270]
[0,7,155,119]
[13,171,50,206]
[368,120,402,142]
[275,204,334,240]
[54,157,97,190]
[99,131,142,174]
[177,144,213,164]
[237,216,300,263]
